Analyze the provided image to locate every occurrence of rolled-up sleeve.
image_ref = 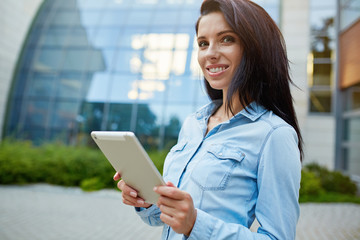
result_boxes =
[135,205,164,226]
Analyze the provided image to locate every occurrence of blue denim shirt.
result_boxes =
[136,101,301,240]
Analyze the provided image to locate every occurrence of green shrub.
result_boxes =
[304,163,357,196]
[300,171,323,196]
[148,150,167,174]
[80,177,105,191]
[300,163,359,203]
[0,139,115,188]
[0,139,167,190]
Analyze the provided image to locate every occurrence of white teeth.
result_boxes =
[209,67,226,73]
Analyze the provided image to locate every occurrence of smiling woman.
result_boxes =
[114,0,303,239]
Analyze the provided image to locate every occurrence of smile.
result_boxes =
[209,67,227,73]
[206,65,229,75]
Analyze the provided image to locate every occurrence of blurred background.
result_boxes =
[0,0,360,239]
[0,0,359,193]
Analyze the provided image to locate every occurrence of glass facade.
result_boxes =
[308,0,336,113]
[338,0,360,176]
[4,0,279,150]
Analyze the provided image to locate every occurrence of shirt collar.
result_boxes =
[195,100,267,122]
[236,101,268,121]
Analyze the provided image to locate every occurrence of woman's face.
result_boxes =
[197,12,243,92]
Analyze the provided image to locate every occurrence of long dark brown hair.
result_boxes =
[196,0,303,161]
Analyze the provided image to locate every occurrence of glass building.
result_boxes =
[3,0,280,150]
[335,0,360,177]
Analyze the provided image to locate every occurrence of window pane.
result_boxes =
[28,73,56,98]
[100,10,128,26]
[344,117,360,142]
[41,27,69,47]
[310,90,332,112]
[49,100,80,128]
[311,36,334,59]
[312,63,332,86]
[62,49,89,71]
[352,86,360,110]
[79,11,102,26]
[56,73,84,99]
[67,27,90,47]
[340,0,360,30]
[51,11,79,26]
[93,28,121,47]
[344,147,360,176]
[24,100,50,127]
[34,49,63,71]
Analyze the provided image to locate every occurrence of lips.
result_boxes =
[206,64,229,76]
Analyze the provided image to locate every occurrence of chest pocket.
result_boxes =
[191,144,245,191]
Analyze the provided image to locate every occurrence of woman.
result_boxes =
[114,0,303,239]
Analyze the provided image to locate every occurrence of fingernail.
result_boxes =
[113,173,117,179]
[153,187,158,191]
[130,191,137,198]
[137,199,145,205]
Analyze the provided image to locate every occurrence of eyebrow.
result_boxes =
[197,30,236,40]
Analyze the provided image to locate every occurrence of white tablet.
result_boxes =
[91,131,165,204]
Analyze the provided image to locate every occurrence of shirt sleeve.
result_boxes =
[134,205,164,227]
[187,126,301,240]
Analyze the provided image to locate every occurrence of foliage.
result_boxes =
[0,139,166,191]
[1,140,359,204]
[299,163,359,203]
[299,171,323,197]
[80,177,105,191]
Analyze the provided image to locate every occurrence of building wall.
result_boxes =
[0,0,44,139]
[281,0,309,129]
[0,0,337,170]
[282,0,336,169]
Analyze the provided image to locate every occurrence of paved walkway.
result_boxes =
[0,184,359,240]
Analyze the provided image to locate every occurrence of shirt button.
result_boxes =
[196,113,202,119]
[218,153,223,156]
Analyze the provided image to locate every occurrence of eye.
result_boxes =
[198,40,208,48]
[222,35,235,43]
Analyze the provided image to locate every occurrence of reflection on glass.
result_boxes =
[309,0,335,114]
[312,63,332,86]
[34,49,63,71]
[5,0,280,149]
[344,117,360,142]
[344,147,360,175]
[309,90,332,113]
[42,28,69,46]
[351,85,360,110]
[340,0,360,30]
[28,73,55,98]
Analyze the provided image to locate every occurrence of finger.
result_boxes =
[113,172,121,181]
[159,212,178,230]
[154,186,185,200]
[159,203,178,217]
[117,180,138,197]
[122,193,152,208]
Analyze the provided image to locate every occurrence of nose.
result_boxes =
[205,43,219,60]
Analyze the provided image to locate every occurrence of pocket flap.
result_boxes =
[207,144,245,162]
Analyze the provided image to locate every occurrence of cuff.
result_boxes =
[134,204,159,217]
[186,209,215,239]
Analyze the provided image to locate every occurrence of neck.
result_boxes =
[219,90,243,119]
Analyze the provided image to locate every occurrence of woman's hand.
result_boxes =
[154,182,197,237]
[113,172,152,208]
